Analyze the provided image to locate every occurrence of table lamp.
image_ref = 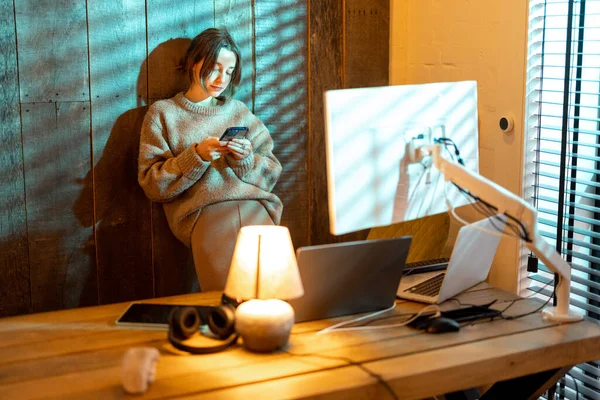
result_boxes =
[224,225,304,352]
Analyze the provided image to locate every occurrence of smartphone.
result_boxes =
[115,303,216,330]
[219,126,248,141]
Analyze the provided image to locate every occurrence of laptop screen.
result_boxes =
[288,237,411,323]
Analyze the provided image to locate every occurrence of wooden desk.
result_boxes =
[1,284,600,400]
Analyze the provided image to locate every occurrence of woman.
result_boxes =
[138,28,283,291]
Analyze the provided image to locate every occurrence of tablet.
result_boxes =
[115,303,215,330]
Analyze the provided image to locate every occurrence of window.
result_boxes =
[526,0,600,398]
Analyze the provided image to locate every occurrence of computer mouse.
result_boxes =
[425,317,460,334]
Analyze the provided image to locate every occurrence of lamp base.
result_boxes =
[542,307,583,323]
[235,299,294,352]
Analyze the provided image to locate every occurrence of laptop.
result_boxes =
[288,236,412,323]
[397,216,506,304]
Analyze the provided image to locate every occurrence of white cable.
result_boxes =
[437,141,506,239]
[443,181,505,238]
[316,303,396,335]
[316,304,441,334]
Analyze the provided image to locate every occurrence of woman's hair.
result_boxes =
[179,28,241,101]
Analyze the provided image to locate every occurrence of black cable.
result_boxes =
[381,287,556,327]
[566,372,580,400]
[500,275,557,316]
[443,143,456,163]
[504,213,531,242]
[447,274,557,320]
[370,280,555,326]
[455,185,524,238]
[499,285,555,320]
[458,192,521,237]
[436,138,464,165]
[453,184,524,238]
[467,196,522,236]
[443,299,501,323]
[283,350,399,400]
[452,183,531,242]
[442,277,555,318]
[498,298,521,315]
[453,184,526,240]
[447,297,488,308]
[435,140,516,237]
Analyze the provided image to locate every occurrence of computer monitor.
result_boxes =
[324,81,479,235]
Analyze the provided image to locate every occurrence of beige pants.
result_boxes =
[191,200,274,291]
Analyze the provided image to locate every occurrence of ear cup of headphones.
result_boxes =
[169,307,200,340]
[167,305,239,355]
[208,304,236,340]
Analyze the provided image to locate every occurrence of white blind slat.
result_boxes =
[526,0,600,397]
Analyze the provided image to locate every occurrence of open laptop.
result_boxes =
[397,216,506,304]
[288,236,412,323]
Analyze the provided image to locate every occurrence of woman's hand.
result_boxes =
[196,137,229,161]
[227,138,252,160]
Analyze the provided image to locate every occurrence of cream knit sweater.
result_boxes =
[138,93,283,247]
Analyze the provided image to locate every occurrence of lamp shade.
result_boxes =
[224,225,304,301]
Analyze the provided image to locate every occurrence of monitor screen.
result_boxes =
[324,81,479,235]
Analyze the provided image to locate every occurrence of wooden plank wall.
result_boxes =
[87,1,152,304]
[15,0,95,313]
[308,0,346,247]
[255,0,309,249]
[0,0,30,316]
[0,0,388,317]
[308,0,390,245]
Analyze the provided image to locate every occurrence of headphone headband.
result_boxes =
[167,304,238,355]
[167,328,238,354]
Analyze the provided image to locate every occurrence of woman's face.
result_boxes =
[193,48,237,98]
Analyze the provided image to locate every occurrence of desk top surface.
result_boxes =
[1,283,600,400]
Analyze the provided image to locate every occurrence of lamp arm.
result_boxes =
[429,145,580,322]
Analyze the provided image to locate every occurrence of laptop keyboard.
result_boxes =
[404,272,445,297]
[405,258,449,270]
[403,258,449,276]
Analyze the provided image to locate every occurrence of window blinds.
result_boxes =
[526,0,600,398]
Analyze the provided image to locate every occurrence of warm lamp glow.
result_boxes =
[224,225,304,352]
[224,225,303,301]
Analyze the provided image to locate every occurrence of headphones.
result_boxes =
[167,295,239,354]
